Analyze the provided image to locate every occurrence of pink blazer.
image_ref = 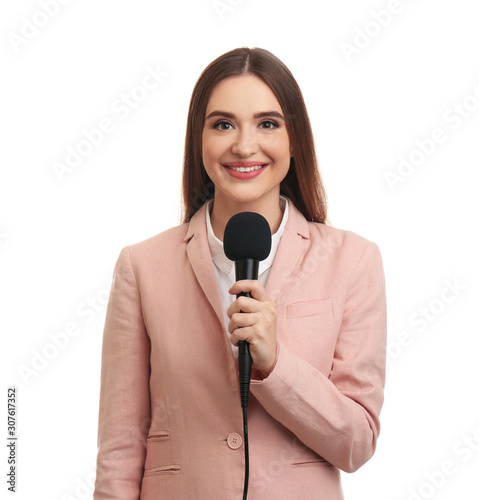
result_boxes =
[93,199,387,500]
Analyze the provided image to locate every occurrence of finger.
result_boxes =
[229,326,255,346]
[228,312,257,334]
[227,296,261,318]
[228,280,270,302]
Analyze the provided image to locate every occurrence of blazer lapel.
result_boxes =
[184,203,226,332]
[265,200,310,302]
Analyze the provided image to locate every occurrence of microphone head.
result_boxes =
[223,212,272,261]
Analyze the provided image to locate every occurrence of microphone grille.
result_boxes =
[223,212,272,261]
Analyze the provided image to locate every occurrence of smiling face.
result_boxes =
[201,74,293,213]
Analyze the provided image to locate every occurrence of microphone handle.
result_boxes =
[235,258,258,410]
[237,291,253,409]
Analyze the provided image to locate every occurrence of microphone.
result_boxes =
[223,212,272,408]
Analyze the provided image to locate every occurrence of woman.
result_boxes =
[93,47,387,500]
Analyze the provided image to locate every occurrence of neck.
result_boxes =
[210,192,284,242]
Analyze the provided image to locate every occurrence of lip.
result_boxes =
[222,161,268,180]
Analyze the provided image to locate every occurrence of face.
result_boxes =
[202,74,292,209]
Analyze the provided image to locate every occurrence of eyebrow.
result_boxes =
[205,110,286,121]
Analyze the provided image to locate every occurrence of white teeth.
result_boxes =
[228,165,264,172]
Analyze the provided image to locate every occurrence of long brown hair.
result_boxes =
[181,47,327,224]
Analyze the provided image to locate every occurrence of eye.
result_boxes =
[259,120,279,129]
[212,120,234,131]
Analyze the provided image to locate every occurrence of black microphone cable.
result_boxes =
[238,339,252,500]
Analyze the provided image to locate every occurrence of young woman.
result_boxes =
[93,47,387,500]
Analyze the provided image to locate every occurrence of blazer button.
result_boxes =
[227,432,243,450]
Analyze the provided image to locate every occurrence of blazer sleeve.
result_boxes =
[251,241,387,473]
[93,246,151,500]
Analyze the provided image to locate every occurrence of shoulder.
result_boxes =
[309,221,375,248]
[286,198,380,260]
[300,222,386,301]
[132,223,188,251]
[306,221,383,270]
[117,223,189,271]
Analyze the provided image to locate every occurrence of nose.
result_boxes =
[231,128,258,157]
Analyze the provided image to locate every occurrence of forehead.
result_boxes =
[206,74,282,113]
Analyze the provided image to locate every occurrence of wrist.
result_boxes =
[259,343,279,378]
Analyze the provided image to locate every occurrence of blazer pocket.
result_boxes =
[286,298,332,319]
[143,464,182,477]
[144,430,179,474]
[292,453,330,467]
[147,430,170,443]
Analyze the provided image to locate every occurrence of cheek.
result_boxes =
[201,131,210,162]
[201,138,224,183]
[265,136,291,165]
[201,143,212,165]
[202,134,225,165]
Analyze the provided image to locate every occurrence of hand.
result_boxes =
[227,280,277,376]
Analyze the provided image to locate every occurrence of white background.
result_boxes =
[1,1,478,499]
